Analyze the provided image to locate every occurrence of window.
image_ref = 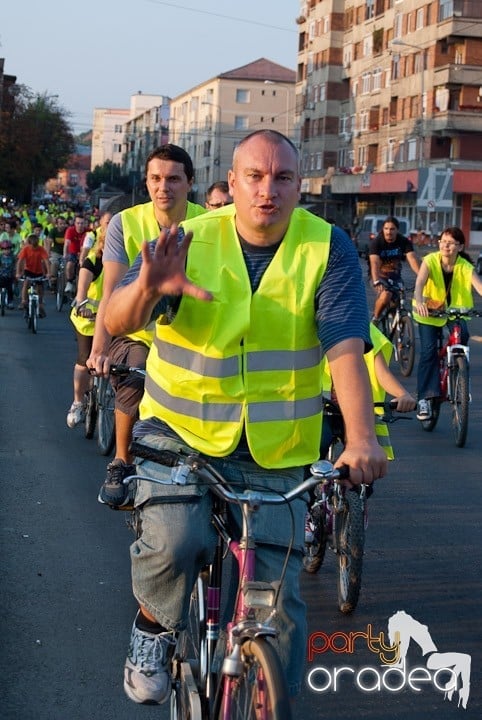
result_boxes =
[407,138,417,161]
[394,13,402,39]
[363,35,373,57]
[234,116,248,130]
[387,139,395,165]
[416,8,424,29]
[439,0,454,22]
[362,73,371,94]
[366,0,375,20]
[373,68,382,91]
[360,110,369,131]
[391,54,401,81]
[236,89,250,103]
[319,83,326,102]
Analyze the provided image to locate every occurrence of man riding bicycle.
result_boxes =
[102,130,387,706]
[369,216,420,324]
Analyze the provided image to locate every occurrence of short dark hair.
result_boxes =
[145,144,194,182]
[206,180,230,199]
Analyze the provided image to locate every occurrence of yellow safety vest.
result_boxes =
[70,249,103,336]
[413,252,474,327]
[120,200,206,347]
[321,323,394,459]
[140,206,332,468]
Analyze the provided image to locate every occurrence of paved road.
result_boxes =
[1,283,481,720]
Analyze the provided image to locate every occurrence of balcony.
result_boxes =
[431,110,482,134]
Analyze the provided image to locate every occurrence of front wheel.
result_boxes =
[397,314,415,377]
[96,378,116,455]
[0,290,6,316]
[84,387,97,440]
[56,272,65,311]
[216,638,292,720]
[30,299,38,334]
[303,503,328,574]
[451,356,469,448]
[334,489,365,614]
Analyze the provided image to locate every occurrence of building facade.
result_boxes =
[296,0,482,245]
[168,58,296,204]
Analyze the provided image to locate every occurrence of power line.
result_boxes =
[144,0,296,34]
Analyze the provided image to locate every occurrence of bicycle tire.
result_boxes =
[303,503,328,574]
[0,289,5,316]
[420,398,441,432]
[335,488,364,614]
[451,355,469,448]
[30,299,38,334]
[397,314,415,377]
[96,378,116,455]
[216,638,292,720]
[171,574,207,720]
[84,388,97,440]
[56,272,65,312]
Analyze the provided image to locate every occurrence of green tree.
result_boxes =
[0,85,75,202]
[86,160,129,193]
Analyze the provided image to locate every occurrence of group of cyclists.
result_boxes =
[3,132,482,709]
[367,214,482,420]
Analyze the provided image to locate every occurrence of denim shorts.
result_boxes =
[129,434,307,695]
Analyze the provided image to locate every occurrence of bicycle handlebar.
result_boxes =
[428,308,482,319]
[123,455,349,508]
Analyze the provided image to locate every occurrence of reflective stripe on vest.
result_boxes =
[140,206,331,468]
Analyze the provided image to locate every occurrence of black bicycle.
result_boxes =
[303,398,410,613]
[376,278,416,377]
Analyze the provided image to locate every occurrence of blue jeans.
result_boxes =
[130,434,307,696]
[416,320,469,399]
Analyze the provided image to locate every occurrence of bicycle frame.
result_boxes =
[438,321,469,402]
[124,454,337,719]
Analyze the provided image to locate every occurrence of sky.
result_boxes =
[1,0,299,135]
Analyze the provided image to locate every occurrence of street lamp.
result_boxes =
[202,101,222,181]
[264,81,291,137]
[390,39,427,166]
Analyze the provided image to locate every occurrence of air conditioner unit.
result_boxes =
[454,10,462,17]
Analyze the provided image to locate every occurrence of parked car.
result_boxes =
[476,251,482,275]
[355,215,411,258]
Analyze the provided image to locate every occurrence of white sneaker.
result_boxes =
[416,398,432,420]
[65,281,74,293]
[124,617,175,704]
[66,401,85,428]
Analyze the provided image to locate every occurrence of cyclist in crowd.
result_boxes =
[320,321,416,461]
[369,216,420,324]
[205,179,232,209]
[66,211,112,428]
[413,226,482,420]
[16,233,49,317]
[0,239,16,308]
[63,214,86,293]
[0,218,23,255]
[87,145,206,506]
[44,215,68,288]
[102,130,387,705]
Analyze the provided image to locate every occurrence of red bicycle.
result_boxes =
[419,308,482,447]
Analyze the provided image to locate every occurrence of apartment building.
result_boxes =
[296,0,482,245]
[169,58,295,203]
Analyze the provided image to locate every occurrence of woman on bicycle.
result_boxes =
[413,226,482,420]
[66,212,111,428]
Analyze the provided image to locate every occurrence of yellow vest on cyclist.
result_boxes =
[139,206,331,468]
[119,200,206,347]
[321,323,394,459]
[412,252,474,327]
[70,248,103,336]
